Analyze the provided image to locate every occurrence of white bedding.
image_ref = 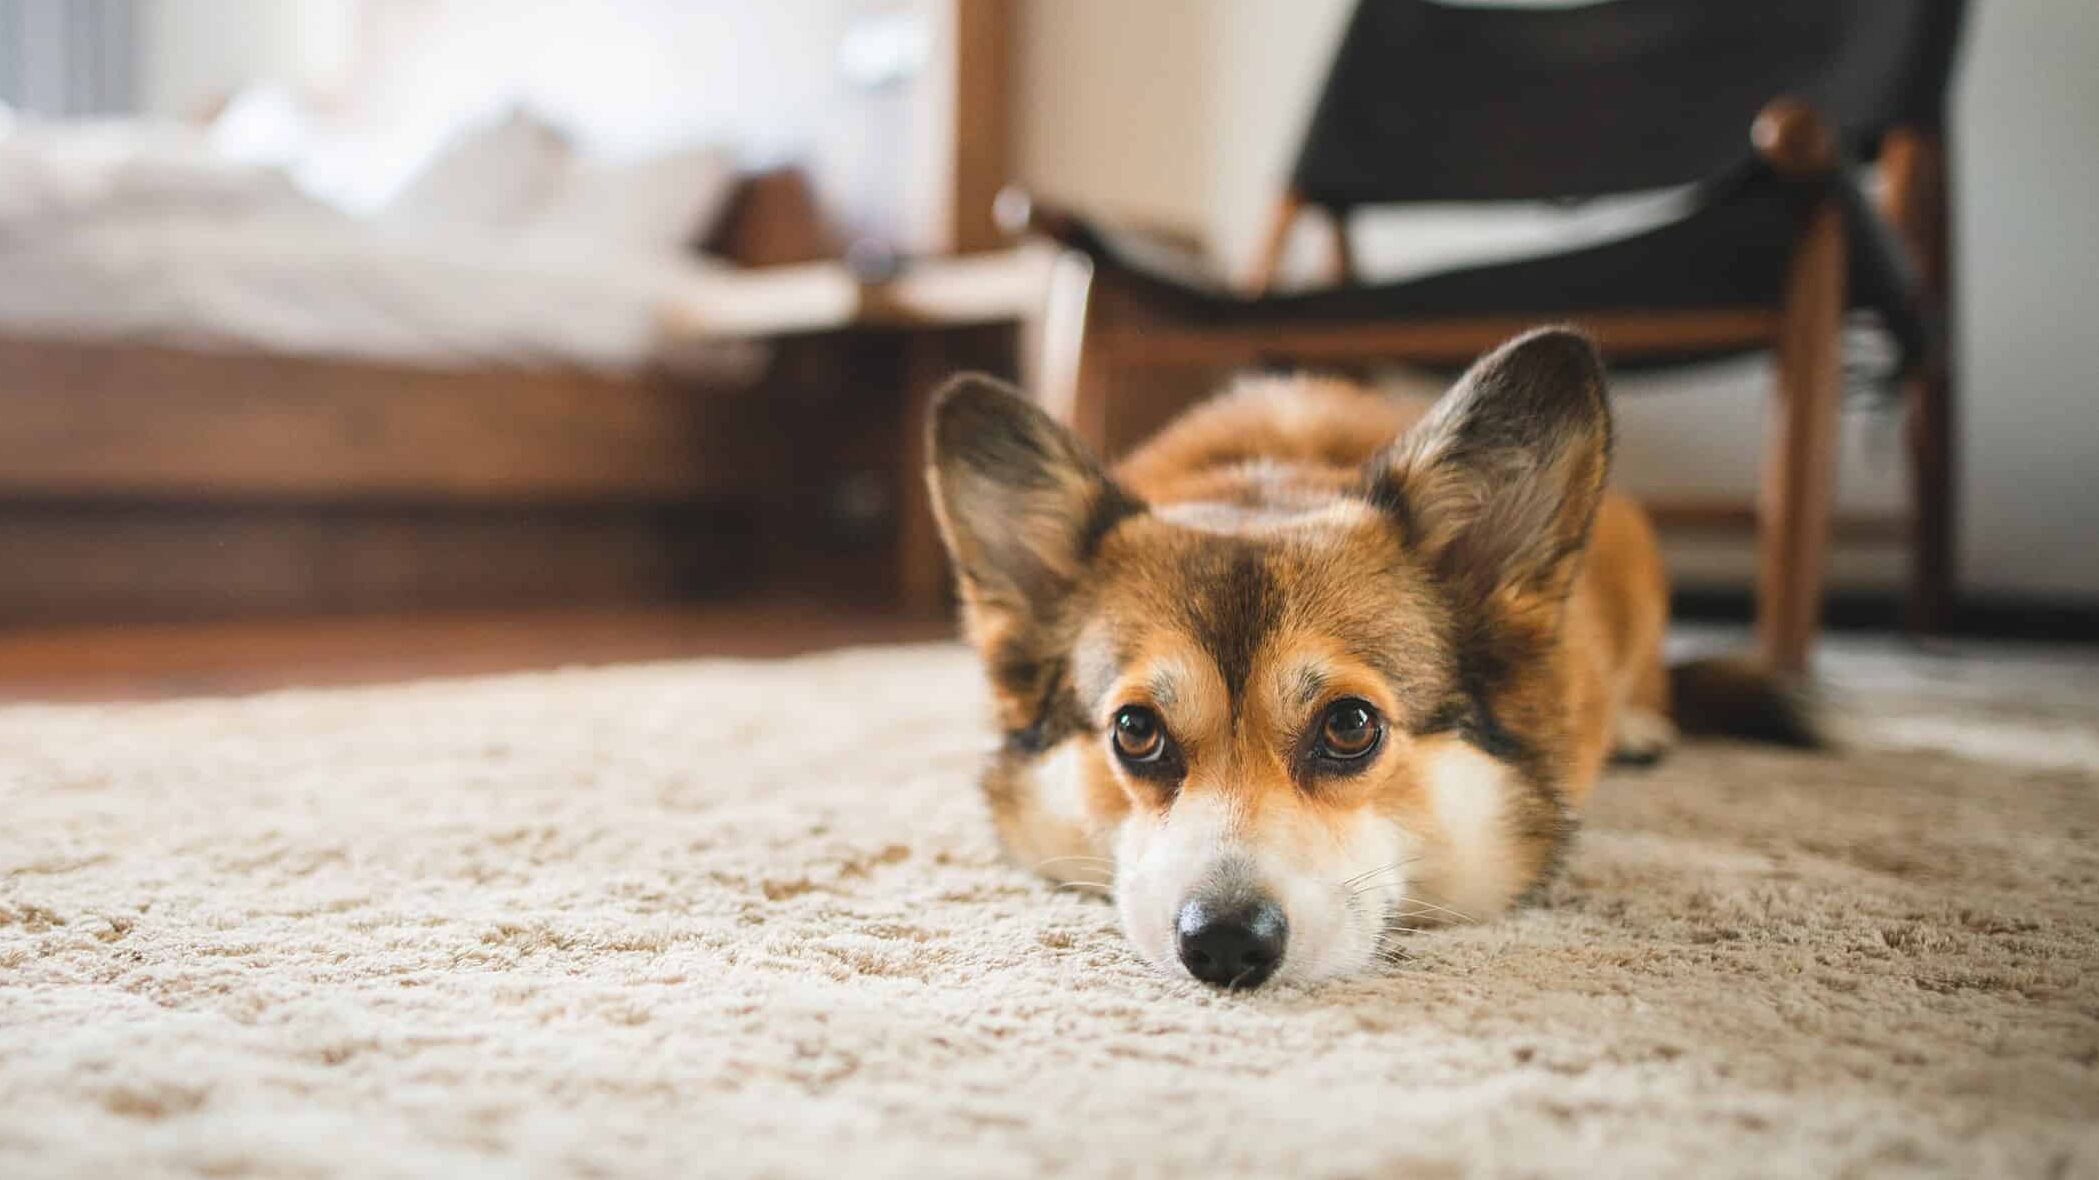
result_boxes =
[0,114,773,374]
[0,119,308,224]
[0,209,768,374]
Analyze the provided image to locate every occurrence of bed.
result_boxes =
[0,0,1019,625]
[0,142,857,624]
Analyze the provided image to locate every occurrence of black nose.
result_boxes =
[1176,897,1288,989]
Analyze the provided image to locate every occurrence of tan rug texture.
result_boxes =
[2,638,2097,1178]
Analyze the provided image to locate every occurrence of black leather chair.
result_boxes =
[1003,0,1967,675]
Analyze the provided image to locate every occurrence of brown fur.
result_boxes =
[928,329,1694,980]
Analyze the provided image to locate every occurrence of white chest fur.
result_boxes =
[1416,739,1529,921]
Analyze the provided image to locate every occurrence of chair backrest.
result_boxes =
[1290,0,1968,208]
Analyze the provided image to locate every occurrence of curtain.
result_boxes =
[0,0,140,116]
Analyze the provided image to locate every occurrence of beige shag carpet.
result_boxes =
[3,636,2097,1178]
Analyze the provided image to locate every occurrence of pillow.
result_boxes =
[383,108,570,230]
[525,144,736,256]
[206,83,315,170]
[0,118,314,223]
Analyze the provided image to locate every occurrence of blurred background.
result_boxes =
[0,0,2091,698]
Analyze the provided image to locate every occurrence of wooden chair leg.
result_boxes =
[1243,191,1305,297]
[1060,265,1116,455]
[1905,361,1956,632]
[1757,195,1847,676]
[1069,343,1113,455]
[1895,129,1958,635]
[1034,251,1095,427]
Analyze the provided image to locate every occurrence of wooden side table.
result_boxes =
[657,245,1088,616]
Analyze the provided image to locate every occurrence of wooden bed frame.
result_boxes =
[0,0,1022,628]
[0,169,862,626]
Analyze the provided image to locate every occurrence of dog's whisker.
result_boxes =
[1370,931,1416,967]
[1380,897,1475,925]
[1387,904,1452,918]
[1346,885,1474,923]
[1339,858,1418,889]
[1401,898,1473,923]
[1032,855,1116,873]
[1349,881,1427,900]
[1375,939,1414,962]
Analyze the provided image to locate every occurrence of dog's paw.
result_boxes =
[1611,707,1678,767]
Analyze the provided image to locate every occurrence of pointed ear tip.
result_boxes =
[928,372,1029,446]
[1470,326,1609,418]
[930,371,1022,417]
[1498,325,1604,375]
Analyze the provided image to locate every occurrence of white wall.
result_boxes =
[1951,0,2099,599]
[1016,0,2099,601]
[138,0,354,117]
[1011,0,1214,233]
[134,0,957,246]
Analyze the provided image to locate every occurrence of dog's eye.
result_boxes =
[1112,706,1167,763]
[1315,699,1383,762]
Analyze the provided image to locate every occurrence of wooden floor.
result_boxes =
[0,601,955,703]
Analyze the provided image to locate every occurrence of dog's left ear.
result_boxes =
[926,373,1141,630]
[1364,328,1612,608]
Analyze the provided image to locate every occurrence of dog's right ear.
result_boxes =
[926,374,1141,629]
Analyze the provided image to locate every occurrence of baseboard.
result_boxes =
[1671,588,2099,644]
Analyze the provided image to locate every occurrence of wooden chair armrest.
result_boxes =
[1750,104,1942,376]
[1752,97,1840,178]
[1875,126,1947,276]
[993,185,1225,297]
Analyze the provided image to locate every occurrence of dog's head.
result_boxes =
[929,330,1611,988]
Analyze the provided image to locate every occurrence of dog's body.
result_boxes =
[929,329,1796,988]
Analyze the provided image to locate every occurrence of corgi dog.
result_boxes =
[927,328,1809,989]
